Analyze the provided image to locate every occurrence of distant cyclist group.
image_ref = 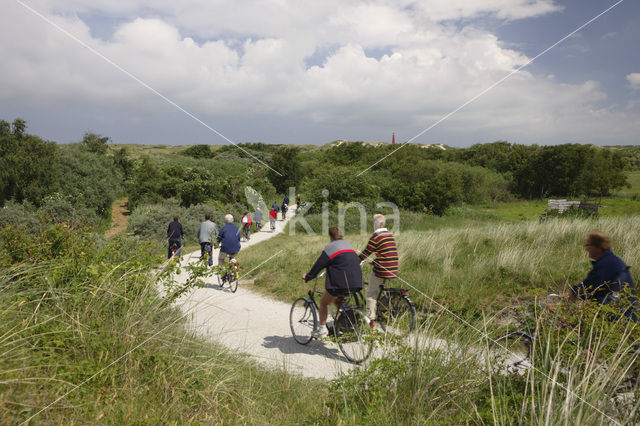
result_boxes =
[166,195,299,269]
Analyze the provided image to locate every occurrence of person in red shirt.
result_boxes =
[241,212,253,241]
[269,208,277,232]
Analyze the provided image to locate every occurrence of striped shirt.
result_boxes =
[359,228,399,278]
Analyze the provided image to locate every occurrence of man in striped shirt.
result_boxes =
[359,214,399,320]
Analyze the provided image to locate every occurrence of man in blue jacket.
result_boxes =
[217,214,241,267]
[302,226,363,338]
[570,231,637,322]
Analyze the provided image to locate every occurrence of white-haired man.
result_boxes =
[359,214,399,320]
[217,214,241,266]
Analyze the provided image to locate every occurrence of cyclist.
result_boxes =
[166,215,184,259]
[197,213,217,267]
[302,226,363,338]
[282,195,289,220]
[296,194,301,206]
[254,208,263,232]
[271,202,280,216]
[358,214,399,321]
[217,214,241,267]
[241,212,252,241]
[269,207,277,232]
[569,231,637,322]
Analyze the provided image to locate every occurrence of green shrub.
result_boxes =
[0,200,39,232]
[128,200,248,244]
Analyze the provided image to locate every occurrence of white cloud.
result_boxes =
[1,0,637,146]
[628,73,640,90]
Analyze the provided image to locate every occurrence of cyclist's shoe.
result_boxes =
[312,325,329,339]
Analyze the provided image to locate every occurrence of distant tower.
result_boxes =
[392,132,395,144]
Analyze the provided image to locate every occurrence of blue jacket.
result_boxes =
[573,250,637,321]
[217,223,241,254]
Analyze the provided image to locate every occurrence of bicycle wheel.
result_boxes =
[229,268,239,293]
[290,298,317,345]
[377,293,415,335]
[491,331,533,370]
[217,270,225,286]
[334,308,373,364]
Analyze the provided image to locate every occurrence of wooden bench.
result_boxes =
[539,199,599,222]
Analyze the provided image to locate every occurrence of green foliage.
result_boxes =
[0,225,326,424]
[0,200,39,232]
[39,195,99,228]
[112,147,134,180]
[268,146,302,193]
[180,144,214,159]
[302,166,379,213]
[456,141,535,175]
[0,119,125,221]
[0,118,58,207]
[81,132,110,154]
[53,145,124,216]
[127,157,166,210]
[127,199,246,244]
[514,144,629,198]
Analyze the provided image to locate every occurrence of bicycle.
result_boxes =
[281,204,288,220]
[169,240,182,260]
[217,255,239,293]
[290,278,374,364]
[368,279,416,335]
[492,294,566,369]
[242,224,251,241]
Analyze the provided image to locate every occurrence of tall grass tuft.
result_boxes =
[0,224,326,423]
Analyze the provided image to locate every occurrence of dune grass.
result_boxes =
[3,214,639,424]
[0,226,328,424]
[239,215,640,422]
[242,216,640,318]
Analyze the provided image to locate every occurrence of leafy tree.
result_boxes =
[127,157,167,210]
[268,146,302,193]
[0,118,57,206]
[53,145,124,216]
[81,132,110,155]
[180,145,214,159]
[513,144,628,198]
[576,149,629,196]
[113,147,134,180]
[325,142,368,166]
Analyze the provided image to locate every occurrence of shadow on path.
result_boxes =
[262,335,346,362]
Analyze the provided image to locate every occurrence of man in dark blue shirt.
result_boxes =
[570,231,637,322]
[167,215,184,259]
[217,214,241,266]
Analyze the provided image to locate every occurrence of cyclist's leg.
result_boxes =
[318,291,339,326]
[218,251,230,267]
[200,242,207,258]
[367,272,383,319]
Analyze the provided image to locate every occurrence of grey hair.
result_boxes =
[225,214,234,223]
[373,214,386,229]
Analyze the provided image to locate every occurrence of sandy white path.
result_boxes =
[170,207,368,379]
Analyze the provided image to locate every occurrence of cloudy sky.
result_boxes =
[1,0,639,147]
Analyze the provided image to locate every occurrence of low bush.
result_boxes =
[127,200,248,244]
